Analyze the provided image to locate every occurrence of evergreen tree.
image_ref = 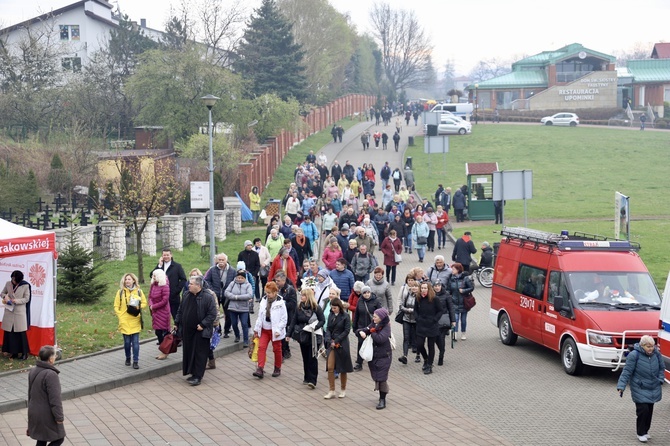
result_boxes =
[47,153,72,197]
[57,227,108,304]
[234,0,307,102]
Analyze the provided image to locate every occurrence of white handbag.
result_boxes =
[391,241,402,263]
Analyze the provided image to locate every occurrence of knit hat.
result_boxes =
[374,307,389,321]
[353,281,364,293]
[317,269,330,279]
[236,261,246,270]
[361,285,372,294]
[244,240,253,247]
[341,223,349,230]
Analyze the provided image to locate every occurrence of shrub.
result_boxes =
[655,119,667,129]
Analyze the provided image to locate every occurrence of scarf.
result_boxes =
[295,234,306,247]
[265,296,277,322]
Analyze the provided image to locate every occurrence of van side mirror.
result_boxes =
[553,295,573,319]
[553,296,564,311]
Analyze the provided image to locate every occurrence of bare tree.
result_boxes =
[198,0,247,67]
[369,2,433,93]
[613,42,652,65]
[468,57,512,83]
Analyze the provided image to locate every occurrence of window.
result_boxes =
[548,271,568,305]
[515,264,547,300]
[62,57,82,73]
[59,25,80,41]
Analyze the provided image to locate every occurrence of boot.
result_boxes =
[424,364,433,375]
[422,361,428,371]
[206,359,216,369]
[272,367,281,377]
[438,355,444,366]
[252,366,264,379]
[376,392,387,410]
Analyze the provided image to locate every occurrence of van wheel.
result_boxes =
[498,313,518,345]
[561,338,584,375]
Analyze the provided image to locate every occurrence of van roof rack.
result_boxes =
[500,227,640,251]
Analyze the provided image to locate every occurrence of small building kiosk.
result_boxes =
[465,162,498,221]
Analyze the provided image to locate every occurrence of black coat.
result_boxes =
[388,218,406,239]
[237,249,261,276]
[152,260,187,304]
[414,295,443,337]
[352,295,382,330]
[435,289,455,331]
[452,237,477,268]
[28,361,65,442]
[449,273,475,313]
[288,303,325,344]
[325,311,354,373]
[204,265,236,302]
[279,283,298,327]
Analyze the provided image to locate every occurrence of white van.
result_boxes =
[430,103,474,120]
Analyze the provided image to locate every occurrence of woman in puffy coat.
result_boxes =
[380,229,403,286]
[433,280,455,366]
[224,270,254,347]
[358,307,392,410]
[448,262,474,341]
[616,335,664,442]
[322,239,342,271]
[113,273,147,369]
[149,269,171,354]
[323,298,353,400]
[411,214,430,263]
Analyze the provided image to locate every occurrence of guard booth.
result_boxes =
[465,162,498,221]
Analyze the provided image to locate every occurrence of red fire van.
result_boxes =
[490,227,661,375]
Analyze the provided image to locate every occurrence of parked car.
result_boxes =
[438,116,472,135]
[540,113,579,126]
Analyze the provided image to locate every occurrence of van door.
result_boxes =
[543,271,568,351]
[514,264,548,343]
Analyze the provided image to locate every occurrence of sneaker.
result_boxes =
[234,337,240,343]
[307,382,316,389]
[398,356,407,365]
[353,364,363,372]
[644,434,651,440]
[461,335,467,341]
[338,391,346,398]
[638,435,648,443]
[125,358,131,366]
[132,362,139,369]
[302,380,309,385]
[414,355,421,363]
[223,333,230,339]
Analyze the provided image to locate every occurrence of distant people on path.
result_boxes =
[392,168,402,192]
[640,114,646,130]
[1,270,31,360]
[373,131,381,149]
[330,125,337,143]
[249,186,261,225]
[381,131,388,150]
[616,335,664,443]
[413,110,420,125]
[337,125,344,142]
[360,131,370,150]
[113,273,147,369]
[393,131,400,151]
[395,117,402,134]
[403,167,415,191]
[411,214,429,263]
[28,345,66,446]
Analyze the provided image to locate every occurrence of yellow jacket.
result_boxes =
[114,287,147,335]
[249,192,261,211]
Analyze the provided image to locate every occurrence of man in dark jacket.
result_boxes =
[338,207,358,229]
[331,161,343,182]
[452,187,466,222]
[452,231,477,272]
[204,253,237,337]
[380,162,391,189]
[342,161,355,184]
[151,248,187,322]
[238,240,261,278]
[479,242,494,268]
[273,271,297,360]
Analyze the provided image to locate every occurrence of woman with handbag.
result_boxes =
[113,273,147,369]
[411,214,430,263]
[352,286,382,372]
[287,288,324,388]
[414,281,443,375]
[433,280,456,366]
[397,275,418,365]
[380,229,403,286]
[323,297,353,399]
[358,307,392,409]
[149,269,171,358]
[448,263,475,341]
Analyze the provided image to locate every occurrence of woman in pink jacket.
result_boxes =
[322,239,343,271]
[423,206,438,252]
[149,269,171,358]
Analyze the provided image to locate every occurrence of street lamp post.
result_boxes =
[201,94,220,266]
[474,83,479,124]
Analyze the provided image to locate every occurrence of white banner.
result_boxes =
[0,252,54,328]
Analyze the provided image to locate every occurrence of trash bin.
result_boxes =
[405,157,413,169]
[408,136,415,146]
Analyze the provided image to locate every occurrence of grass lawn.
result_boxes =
[407,124,670,287]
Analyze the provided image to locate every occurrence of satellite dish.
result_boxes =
[578,51,587,59]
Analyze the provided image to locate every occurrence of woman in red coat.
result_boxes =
[380,229,403,286]
[322,239,342,271]
[268,247,298,285]
[149,269,171,346]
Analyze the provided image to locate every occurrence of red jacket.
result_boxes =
[322,246,342,271]
[268,255,298,285]
[380,236,403,266]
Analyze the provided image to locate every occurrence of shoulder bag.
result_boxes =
[463,293,476,311]
[390,240,402,263]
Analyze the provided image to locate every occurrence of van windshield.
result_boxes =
[567,272,661,307]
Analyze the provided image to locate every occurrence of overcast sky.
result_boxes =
[2,0,669,74]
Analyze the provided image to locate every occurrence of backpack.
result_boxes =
[393,171,400,180]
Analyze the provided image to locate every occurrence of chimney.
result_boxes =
[140,18,146,28]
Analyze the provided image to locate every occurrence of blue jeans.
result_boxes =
[404,236,412,251]
[230,311,249,344]
[454,311,468,333]
[381,178,388,189]
[123,333,140,362]
[437,228,447,247]
[416,246,426,260]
